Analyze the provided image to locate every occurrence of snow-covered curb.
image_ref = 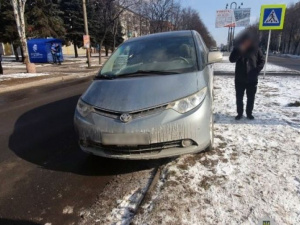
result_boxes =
[273,54,300,59]
[214,56,300,74]
[133,76,300,225]
[79,168,158,225]
[105,169,157,225]
[0,73,50,81]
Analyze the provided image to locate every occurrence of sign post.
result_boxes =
[259,4,286,78]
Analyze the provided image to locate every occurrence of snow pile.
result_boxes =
[0,73,50,81]
[133,76,300,225]
[214,56,300,74]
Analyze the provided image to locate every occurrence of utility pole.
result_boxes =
[82,0,91,68]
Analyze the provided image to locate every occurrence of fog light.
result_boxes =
[181,139,193,147]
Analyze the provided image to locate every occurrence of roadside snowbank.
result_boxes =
[278,54,300,59]
[214,56,299,74]
[133,76,300,225]
[214,63,297,73]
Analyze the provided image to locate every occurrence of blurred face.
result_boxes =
[240,38,253,51]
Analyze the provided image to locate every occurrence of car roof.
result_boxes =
[125,30,194,43]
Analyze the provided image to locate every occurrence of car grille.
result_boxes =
[93,104,167,120]
[85,140,196,155]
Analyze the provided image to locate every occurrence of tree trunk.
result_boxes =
[74,42,78,58]
[11,0,36,73]
[99,42,102,64]
[0,61,3,75]
[112,20,118,52]
[13,44,20,61]
[99,29,108,65]
[105,46,109,56]
[20,46,24,62]
[293,41,300,55]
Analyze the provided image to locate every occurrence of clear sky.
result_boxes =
[181,0,298,46]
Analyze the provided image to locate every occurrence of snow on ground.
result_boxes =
[214,56,300,74]
[133,76,300,225]
[79,168,157,225]
[0,73,50,81]
[2,61,51,68]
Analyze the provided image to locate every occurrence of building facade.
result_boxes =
[119,8,150,41]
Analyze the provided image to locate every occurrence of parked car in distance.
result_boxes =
[74,30,222,160]
[210,47,219,52]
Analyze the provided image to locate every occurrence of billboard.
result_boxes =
[216,8,251,28]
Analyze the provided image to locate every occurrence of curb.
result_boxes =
[0,71,96,94]
[214,71,300,76]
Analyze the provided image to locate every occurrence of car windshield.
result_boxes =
[99,35,198,77]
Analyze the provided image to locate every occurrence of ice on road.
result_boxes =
[133,76,300,225]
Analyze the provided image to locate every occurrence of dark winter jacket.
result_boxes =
[229,47,265,84]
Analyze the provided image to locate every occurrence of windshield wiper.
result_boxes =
[95,74,116,80]
[117,70,180,77]
[95,70,179,80]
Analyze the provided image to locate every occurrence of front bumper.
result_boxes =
[74,96,211,160]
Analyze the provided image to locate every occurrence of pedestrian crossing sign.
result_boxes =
[259,4,286,30]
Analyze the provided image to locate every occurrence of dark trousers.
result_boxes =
[235,82,257,116]
[52,53,57,63]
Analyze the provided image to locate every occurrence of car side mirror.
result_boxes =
[208,52,223,64]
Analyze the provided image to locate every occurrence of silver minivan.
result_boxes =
[74,30,222,159]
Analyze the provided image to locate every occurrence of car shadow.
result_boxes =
[8,95,167,176]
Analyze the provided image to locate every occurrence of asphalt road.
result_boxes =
[268,55,300,72]
[0,78,158,225]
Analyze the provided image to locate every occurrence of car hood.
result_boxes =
[81,72,204,112]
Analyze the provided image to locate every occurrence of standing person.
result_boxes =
[0,53,3,75]
[55,43,62,65]
[229,32,265,120]
[51,42,57,64]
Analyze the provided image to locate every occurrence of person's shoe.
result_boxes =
[235,115,243,120]
[247,115,255,120]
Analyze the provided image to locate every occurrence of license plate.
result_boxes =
[101,133,150,146]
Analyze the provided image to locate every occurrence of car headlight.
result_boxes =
[76,99,93,117]
[167,87,207,113]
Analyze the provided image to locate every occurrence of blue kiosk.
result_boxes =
[27,38,64,63]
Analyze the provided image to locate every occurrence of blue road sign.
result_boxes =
[262,8,282,26]
[259,4,286,30]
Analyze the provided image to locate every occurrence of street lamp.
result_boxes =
[226,2,243,51]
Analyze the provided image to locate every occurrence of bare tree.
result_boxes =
[10,0,35,72]
[177,7,216,48]
[141,0,176,33]
[244,3,300,55]
[90,0,141,64]
[138,0,216,47]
